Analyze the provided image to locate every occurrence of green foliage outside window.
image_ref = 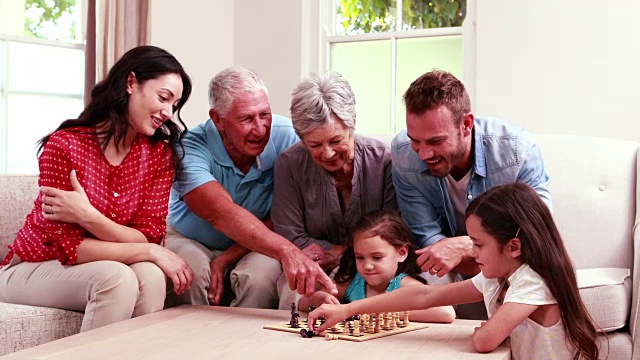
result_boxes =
[337,0,466,34]
[24,0,77,42]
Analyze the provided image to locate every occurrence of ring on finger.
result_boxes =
[431,267,439,274]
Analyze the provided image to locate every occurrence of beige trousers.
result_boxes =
[164,227,285,309]
[0,256,166,332]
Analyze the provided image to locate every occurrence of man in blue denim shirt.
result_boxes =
[392,70,551,282]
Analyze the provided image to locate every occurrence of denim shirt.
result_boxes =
[391,117,551,248]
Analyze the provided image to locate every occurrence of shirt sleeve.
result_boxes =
[505,268,557,306]
[391,163,447,248]
[39,133,86,265]
[272,153,333,250]
[172,133,217,199]
[128,146,175,245]
[381,148,399,212]
[471,272,489,293]
[517,133,552,211]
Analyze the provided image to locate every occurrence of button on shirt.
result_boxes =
[168,115,299,250]
[391,117,552,248]
[2,127,174,266]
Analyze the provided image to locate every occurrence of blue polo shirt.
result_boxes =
[168,115,299,250]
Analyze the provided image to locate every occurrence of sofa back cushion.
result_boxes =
[533,134,638,270]
[0,175,39,259]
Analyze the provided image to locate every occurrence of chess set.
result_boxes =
[264,310,429,342]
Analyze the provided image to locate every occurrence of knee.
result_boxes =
[232,265,279,293]
[95,262,140,302]
[132,262,166,296]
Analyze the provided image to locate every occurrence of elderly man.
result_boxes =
[392,70,551,318]
[165,67,336,309]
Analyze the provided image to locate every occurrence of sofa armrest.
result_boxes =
[630,149,640,360]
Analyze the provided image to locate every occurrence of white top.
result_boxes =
[471,264,575,360]
[444,169,471,234]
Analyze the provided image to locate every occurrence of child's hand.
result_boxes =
[308,303,350,334]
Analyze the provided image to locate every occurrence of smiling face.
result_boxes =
[126,72,183,138]
[406,105,473,179]
[467,214,522,280]
[353,234,408,293]
[211,90,272,165]
[301,119,355,173]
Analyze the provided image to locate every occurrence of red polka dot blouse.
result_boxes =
[2,127,175,266]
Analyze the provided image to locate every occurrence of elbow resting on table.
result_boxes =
[472,332,500,353]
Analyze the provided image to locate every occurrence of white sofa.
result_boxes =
[534,134,639,360]
[0,134,638,358]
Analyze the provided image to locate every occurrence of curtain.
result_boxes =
[84,0,150,105]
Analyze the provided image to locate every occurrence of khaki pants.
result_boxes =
[0,256,166,332]
[164,227,285,309]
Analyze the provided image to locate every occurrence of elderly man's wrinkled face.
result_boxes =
[302,119,355,173]
[212,90,272,162]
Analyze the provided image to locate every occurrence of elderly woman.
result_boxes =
[272,71,397,275]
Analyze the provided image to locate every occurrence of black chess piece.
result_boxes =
[291,311,300,328]
[299,329,314,338]
[307,304,315,322]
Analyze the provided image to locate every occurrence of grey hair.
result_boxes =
[289,71,356,138]
[208,66,269,117]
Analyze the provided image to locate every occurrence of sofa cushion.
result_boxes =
[0,302,83,356]
[577,268,631,332]
[0,175,39,260]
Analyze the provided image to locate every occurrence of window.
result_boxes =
[0,0,85,174]
[324,0,466,136]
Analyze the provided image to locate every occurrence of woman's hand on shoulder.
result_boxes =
[41,170,99,225]
[149,245,194,295]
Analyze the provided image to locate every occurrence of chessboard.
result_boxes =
[264,312,429,342]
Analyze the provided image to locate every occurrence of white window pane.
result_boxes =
[331,40,392,135]
[8,42,84,95]
[395,35,463,132]
[7,94,83,174]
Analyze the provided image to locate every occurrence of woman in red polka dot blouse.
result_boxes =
[0,46,195,332]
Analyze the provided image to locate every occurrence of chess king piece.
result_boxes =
[290,302,300,328]
[291,311,300,328]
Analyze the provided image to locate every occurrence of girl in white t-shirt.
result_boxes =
[308,182,599,360]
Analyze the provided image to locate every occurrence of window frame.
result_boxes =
[318,0,476,135]
[0,30,85,175]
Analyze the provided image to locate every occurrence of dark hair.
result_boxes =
[37,45,192,178]
[466,182,599,360]
[402,69,470,127]
[335,210,425,285]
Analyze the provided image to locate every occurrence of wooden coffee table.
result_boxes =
[1,305,511,359]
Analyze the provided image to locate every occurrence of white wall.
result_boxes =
[149,0,234,128]
[149,0,310,124]
[150,0,639,142]
[473,0,640,141]
[233,0,304,117]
